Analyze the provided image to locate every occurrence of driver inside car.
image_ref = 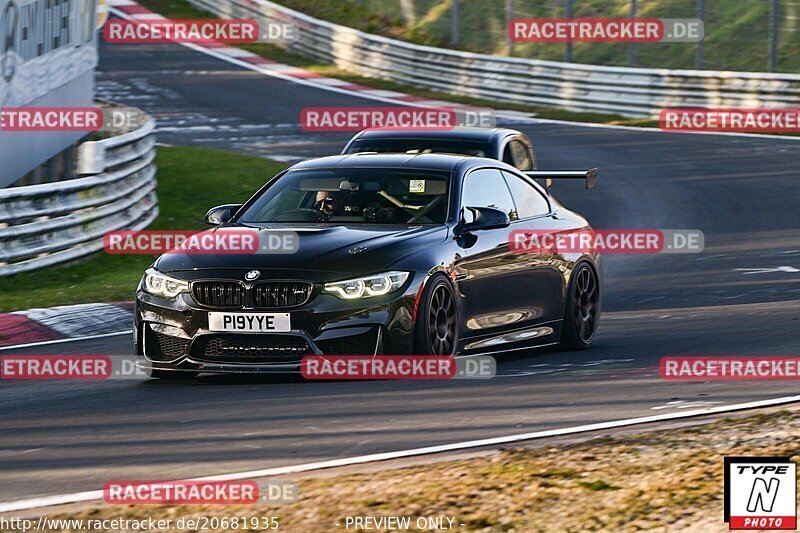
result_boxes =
[315,190,386,221]
[313,191,336,216]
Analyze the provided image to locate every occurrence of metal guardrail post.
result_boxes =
[695,0,705,70]
[769,0,780,72]
[628,0,637,67]
[506,0,514,56]
[76,141,107,176]
[565,0,573,63]
[451,0,459,47]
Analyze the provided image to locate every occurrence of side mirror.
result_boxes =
[204,204,242,226]
[459,206,511,234]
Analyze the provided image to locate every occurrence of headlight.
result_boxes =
[142,268,189,299]
[324,271,410,300]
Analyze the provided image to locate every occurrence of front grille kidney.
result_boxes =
[192,281,246,308]
[252,281,312,308]
[191,281,312,308]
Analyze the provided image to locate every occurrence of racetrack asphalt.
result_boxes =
[1,35,799,504]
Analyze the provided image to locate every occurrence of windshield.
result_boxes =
[238,168,451,225]
[345,138,490,158]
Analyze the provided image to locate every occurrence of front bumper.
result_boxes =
[134,282,419,373]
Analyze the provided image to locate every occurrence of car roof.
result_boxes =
[350,126,523,143]
[288,153,503,173]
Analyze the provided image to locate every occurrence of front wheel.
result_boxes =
[559,263,600,350]
[414,275,459,355]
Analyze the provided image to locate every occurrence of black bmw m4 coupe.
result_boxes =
[134,153,600,378]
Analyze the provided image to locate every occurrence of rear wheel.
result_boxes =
[559,263,599,350]
[414,276,459,355]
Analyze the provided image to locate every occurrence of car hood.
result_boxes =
[155,224,448,279]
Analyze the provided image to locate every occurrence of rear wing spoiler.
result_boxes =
[524,168,598,191]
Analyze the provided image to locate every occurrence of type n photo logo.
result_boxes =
[724,457,797,530]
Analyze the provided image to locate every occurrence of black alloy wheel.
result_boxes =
[560,263,599,350]
[415,276,458,355]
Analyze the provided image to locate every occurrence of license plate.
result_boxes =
[208,312,291,333]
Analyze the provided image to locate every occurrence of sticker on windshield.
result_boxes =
[409,179,426,193]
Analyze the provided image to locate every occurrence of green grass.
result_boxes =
[136,0,406,37]
[137,0,213,19]
[0,147,287,312]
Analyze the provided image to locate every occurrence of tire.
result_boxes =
[149,369,199,380]
[413,275,459,355]
[559,262,600,351]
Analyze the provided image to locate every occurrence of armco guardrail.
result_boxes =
[0,111,158,277]
[189,0,800,118]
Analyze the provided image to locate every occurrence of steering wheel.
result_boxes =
[270,209,329,222]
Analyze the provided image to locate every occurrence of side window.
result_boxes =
[502,171,550,218]
[509,140,534,171]
[461,168,517,222]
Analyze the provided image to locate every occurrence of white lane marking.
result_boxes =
[313,78,354,86]
[2,393,800,513]
[651,400,723,410]
[108,7,800,142]
[265,154,305,162]
[495,368,563,377]
[215,47,255,58]
[257,63,308,73]
[359,89,409,98]
[735,266,800,275]
[0,331,132,352]
[496,358,637,378]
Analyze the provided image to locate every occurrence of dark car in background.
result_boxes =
[342,127,537,171]
[134,153,599,378]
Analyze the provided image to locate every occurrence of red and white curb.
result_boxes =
[0,303,133,349]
